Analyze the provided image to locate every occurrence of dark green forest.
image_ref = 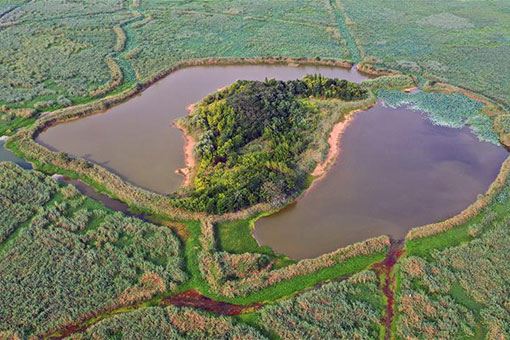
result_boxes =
[172,75,367,214]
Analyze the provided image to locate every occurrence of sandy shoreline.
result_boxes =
[311,109,363,179]
[174,119,197,187]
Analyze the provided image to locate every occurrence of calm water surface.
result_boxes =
[37,64,370,194]
[254,103,508,259]
[35,65,508,260]
[0,141,32,169]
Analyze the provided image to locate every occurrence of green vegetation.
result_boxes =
[0,1,133,108]
[0,112,38,136]
[341,0,510,107]
[67,306,267,340]
[0,161,57,244]
[215,218,295,269]
[2,0,510,338]
[0,0,353,116]
[197,221,389,304]
[0,163,187,338]
[259,271,384,340]
[173,75,367,214]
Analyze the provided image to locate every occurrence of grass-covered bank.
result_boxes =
[393,167,510,339]
[5,60,384,224]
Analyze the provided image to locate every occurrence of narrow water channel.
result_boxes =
[0,140,32,169]
[254,103,508,259]
[37,64,371,194]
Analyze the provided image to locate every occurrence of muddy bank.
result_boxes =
[311,109,363,178]
[174,120,197,188]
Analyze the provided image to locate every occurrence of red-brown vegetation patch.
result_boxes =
[371,239,404,340]
[162,290,262,315]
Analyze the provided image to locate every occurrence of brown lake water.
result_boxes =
[254,103,508,259]
[37,64,370,194]
[34,64,508,260]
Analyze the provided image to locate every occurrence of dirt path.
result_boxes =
[372,239,404,340]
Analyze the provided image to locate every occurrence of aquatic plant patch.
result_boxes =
[377,90,498,144]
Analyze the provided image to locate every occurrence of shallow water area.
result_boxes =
[254,102,509,260]
[0,140,32,169]
[37,64,371,194]
[52,175,135,216]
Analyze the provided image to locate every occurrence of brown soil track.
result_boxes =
[311,109,360,178]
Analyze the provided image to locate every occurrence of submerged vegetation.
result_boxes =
[378,89,498,144]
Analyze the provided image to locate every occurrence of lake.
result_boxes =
[254,102,508,259]
[34,64,508,260]
[37,64,371,194]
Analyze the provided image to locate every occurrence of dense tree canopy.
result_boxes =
[172,75,367,214]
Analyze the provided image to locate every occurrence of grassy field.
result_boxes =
[342,0,510,108]
[215,218,296,268]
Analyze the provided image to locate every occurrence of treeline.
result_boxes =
[173,75,367,214]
